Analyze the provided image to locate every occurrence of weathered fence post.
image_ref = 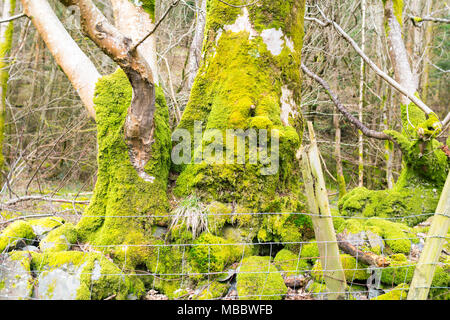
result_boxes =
[407,171,450,300]
[300,121,347,300]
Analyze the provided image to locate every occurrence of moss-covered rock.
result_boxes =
[0,221,36,252]
[236,256,287,300]
[273,249,309,276]
[39,223,77,252]
[31,251,145,300]
[0,251,34,299]
[299,241,320,265]
[28,217,65,239]
[188,233,243,274]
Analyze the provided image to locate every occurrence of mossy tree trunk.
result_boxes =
[0,0,16,180]
[174,0,309,243]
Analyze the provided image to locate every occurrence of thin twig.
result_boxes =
[130,0,181,52]
[3,195,90,206]
[0,213,54,225]
[301,63,392,142]
[0,13,27,24]
[217,0,260,8]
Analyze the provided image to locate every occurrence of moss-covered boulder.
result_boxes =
[0,252,34,300]
[188,233,244,274]
[39,223,77,252]
[31,251,145,300]
[195,281,229,300]
[299,241,320,265]
[28,217,65,239]
[236,256,287,300]
[273,249,309,276]
[0,221,36,252]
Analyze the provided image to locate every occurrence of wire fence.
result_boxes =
[0,210,448,301]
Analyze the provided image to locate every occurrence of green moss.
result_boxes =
[365,219,412,254]
[0,220,36,252]
[188,233,243,274]
[312,254,370,282]
[75,68,171,269]
[372,283,409,300]
[40,223,78,252]
[196,281,229,300]
[273,249,309,276]
[300,241,320,265]
[28,217,64,230]
[140,0,155,21]
[236,256,288,300]
[306,281,327,295]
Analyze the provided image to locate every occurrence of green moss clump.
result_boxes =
[372,283,409,300]
[236,256,288,300]
[312,254,370,282]
[0,220,36,252]
[39,223,78,252]
[28,217,65,237]
[300,241,320,265]
[75,68,171,269]
[196,281,229,300]
[188,233,243,274]
[139,0,155,20]
[273,249,309,276]
[364,219,412,254]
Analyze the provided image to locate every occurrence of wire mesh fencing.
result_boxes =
[0,210,448,300]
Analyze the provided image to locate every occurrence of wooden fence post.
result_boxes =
[407,171,450,300]
[300,121,347,300]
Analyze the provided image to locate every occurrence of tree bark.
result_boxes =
[185,0,207,90]
[358,0,366,188]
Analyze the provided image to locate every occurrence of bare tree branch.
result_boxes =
[305,11,439,121]
[130,0,181,52]
[301,63,393,142]
[0,13,27,24]
[410,15,450,26]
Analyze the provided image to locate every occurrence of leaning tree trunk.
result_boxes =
[173,0,308,244]
[0,0,16,178]
[339,0,449,226]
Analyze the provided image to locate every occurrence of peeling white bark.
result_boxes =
[280,86,299,126]
[223,8,257,39]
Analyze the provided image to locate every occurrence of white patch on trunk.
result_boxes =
[223,8,257,39]
[285,37,294,52]
[280,86,298,126]
[261,28,285,56]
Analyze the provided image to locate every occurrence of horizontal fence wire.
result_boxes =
[0,211,449,300]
